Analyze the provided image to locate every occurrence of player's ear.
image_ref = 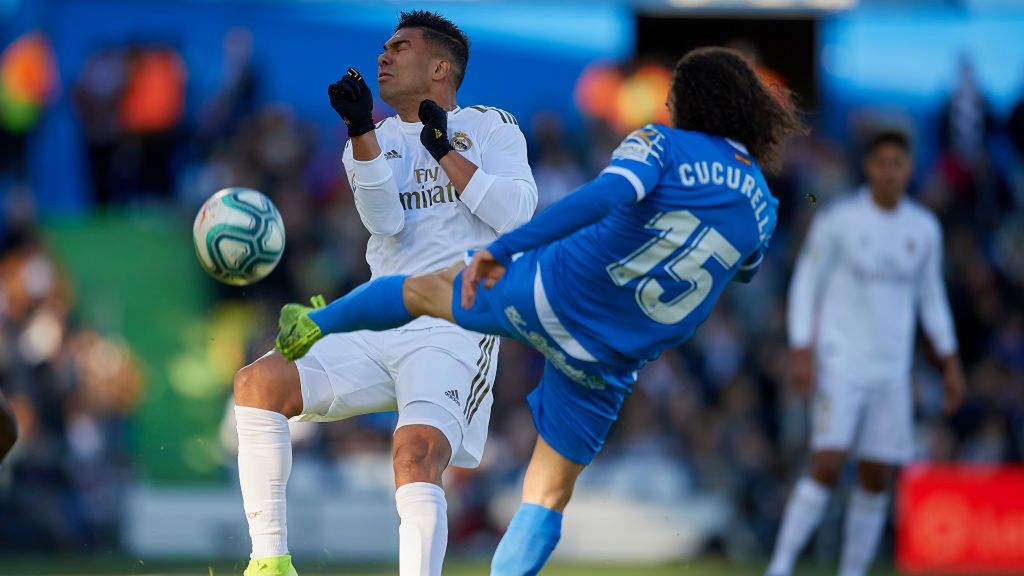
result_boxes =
[432,59,450,82]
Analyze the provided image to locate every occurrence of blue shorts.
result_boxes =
[453,250,634,465]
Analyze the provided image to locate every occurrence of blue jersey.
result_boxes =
[537,125,777,369]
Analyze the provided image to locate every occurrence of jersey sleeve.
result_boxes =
[732,249,765,284]
[599,124,668,202]
[458,111,538,234]
[787,208,838,349]
[917,218,958,357]
[343,139,405,236]
[487,171,636,266]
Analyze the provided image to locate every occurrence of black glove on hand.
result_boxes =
[328,68,375,137]
[418,99,455,162]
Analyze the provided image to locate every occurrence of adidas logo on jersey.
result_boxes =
[384,149,402,160]
[445,389,460,406]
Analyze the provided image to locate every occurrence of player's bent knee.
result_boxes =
[392,427,451,484]
[233,355,302,417]
[857,461,893,492]
[810,451,846,487]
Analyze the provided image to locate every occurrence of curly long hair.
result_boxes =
[670,47,806,173]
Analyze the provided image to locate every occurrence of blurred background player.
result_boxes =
[274,46,804,576]
[232,11,537,576]
[765,130,966,576]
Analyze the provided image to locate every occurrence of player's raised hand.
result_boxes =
[462,249,505,309]
[328,68,375,137]
[418,99,455,162]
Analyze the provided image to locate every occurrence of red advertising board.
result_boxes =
[898,465,1024,573]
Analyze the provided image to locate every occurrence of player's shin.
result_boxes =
[838,488,888,576]
[396,482,448,576]
[309,275,414,335]
[765,477,831,576]
[490,503,563,576]
[235,406,293,561]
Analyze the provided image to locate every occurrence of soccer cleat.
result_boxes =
[243,554,298,576]
[275,295,326,361]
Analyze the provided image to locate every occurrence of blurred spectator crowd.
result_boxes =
[0,28,1022,563]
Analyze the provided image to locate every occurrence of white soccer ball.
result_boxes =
[192,187,285,286]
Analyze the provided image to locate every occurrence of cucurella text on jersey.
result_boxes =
[537,124,777,372]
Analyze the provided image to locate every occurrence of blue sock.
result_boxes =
[308,275,414,335]
[491,503,563,576]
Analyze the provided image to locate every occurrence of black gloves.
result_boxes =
[418,99,455,162]
[328,68,375,137]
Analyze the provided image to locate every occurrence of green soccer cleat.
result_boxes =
[275,295,326,361]
[243,554,298,576]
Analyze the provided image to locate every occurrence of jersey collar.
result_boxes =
[725,138,749,155]
[397,105,461,135]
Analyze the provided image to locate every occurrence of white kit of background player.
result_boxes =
[767,131,964,576]
[232,11,537,576]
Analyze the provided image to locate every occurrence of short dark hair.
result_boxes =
[396,10,470,89]
[670,47,806,173]
[865,130,910,156]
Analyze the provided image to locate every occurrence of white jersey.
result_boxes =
[787,187,958,382]
[342,104,538,329]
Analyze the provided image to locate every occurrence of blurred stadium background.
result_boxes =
[1,0,1023,574]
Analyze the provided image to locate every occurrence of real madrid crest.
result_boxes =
[450,131,472,152]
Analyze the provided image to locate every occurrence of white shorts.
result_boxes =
[811,372,913,464]
[289,325,498,468]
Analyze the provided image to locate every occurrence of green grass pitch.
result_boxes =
[1,556,901,576]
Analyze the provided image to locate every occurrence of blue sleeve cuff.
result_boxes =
[488,241,513,267]
[732,250,764,284]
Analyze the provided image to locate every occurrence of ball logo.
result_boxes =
[450,131,472,151]
[193,187,285,286]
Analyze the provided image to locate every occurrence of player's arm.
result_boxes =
[343,139,405,236]
[918,219,965,414]
[331,69,404,236]
[786,209,836,395]
[418,101,537,233]
[486,172,636,265]
[461,172,637,306]
[462,126,668,305]
[487,125,666,266]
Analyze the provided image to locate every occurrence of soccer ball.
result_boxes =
[192,187,285,286]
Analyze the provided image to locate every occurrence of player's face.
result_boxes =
[864,143,911,204]
[377,28,434,105]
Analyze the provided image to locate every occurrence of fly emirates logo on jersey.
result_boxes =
[678,160,771,241]
[399,166,459,211]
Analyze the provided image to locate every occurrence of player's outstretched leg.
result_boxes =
[765,450,844,576]
[491,437,585,576]
[234,352,305,576]
[838,460,891,576]
[276,263,462,362]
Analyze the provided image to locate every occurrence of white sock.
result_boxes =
[839,488,889,576]
[395,482,448,576]
[235,405,292,559]
[766,477,831,576]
